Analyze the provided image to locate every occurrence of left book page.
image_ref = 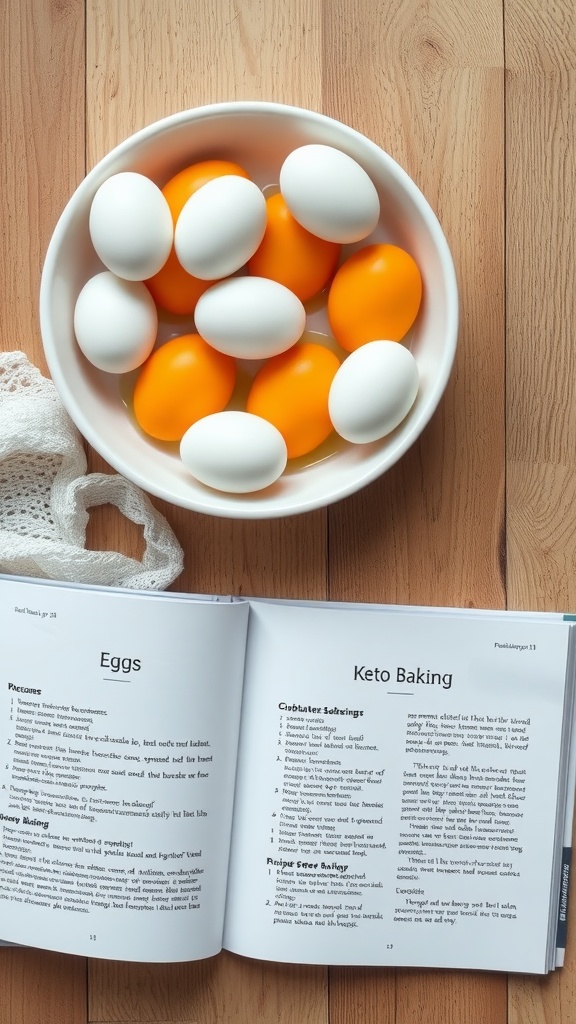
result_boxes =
[0,576,250,962]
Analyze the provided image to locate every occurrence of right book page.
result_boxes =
[223,600,575,974]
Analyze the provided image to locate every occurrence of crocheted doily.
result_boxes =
[0,351,183,589]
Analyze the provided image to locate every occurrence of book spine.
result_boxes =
[556,846,572,952]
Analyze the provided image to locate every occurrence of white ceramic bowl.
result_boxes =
[40,101,458,519]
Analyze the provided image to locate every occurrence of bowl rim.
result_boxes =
[40,100,459,518]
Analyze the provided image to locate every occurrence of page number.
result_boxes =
[89,934,97,941]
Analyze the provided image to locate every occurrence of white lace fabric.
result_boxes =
[0,351,183,589]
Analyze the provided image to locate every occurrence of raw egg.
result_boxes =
[279,144,380,243]
[133,334,236,441]
[145,248,216,316]
[248,192,340,302]
[74,271,157,373]
[174,175,266,280]
[89,172,173,281]
[195,277,306,360]
[180,411,288,493]
[246,341,340,459]
[329,340,419,442]
[161,159,251,223]
[327,243,423,351]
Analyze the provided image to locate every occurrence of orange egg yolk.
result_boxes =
[145,248,216,316]
[133,334,236,441]
[246,341,340,459]
[327,243,423,351]
[161,159,251,224]
[248,192,341,303]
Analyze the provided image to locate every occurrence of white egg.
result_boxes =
[180,411,288,493]
[89,172,173,281]
[73,271,158,373]
[328,340,419,443]
[279,144,380,244]
[195,277,306,359]
[174,175,267,280]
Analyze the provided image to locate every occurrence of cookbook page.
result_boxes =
[0,576,249,962]
[224,600,573,973]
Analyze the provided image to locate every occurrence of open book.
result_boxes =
[1,574,575,974]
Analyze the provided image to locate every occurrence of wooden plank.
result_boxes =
[395,970,507,1024]
[505,0,576,1022]
[324,0,506,610]
[0,949,86,1024]
[505,0,576,613]
[0,0,85,375]
[86,0,323,163]
[0,2,87,1021]
[323,0,506,1022]
[90,953,328,1024]
[7,2,576,1024]
[85,1,329,1021]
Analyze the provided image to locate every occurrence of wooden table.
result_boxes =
[1,1,574,1021]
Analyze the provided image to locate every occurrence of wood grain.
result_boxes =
[0,948,86,1024]
[0,1,87,1021]
[324,0,506,612]
[324,2,505,1021]
[505,0,576,614]
[505,1,576,1022]
[0,0,85,374]
[90,952,328,1023]
[86,0,323,164]
[1,0,576,1022]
